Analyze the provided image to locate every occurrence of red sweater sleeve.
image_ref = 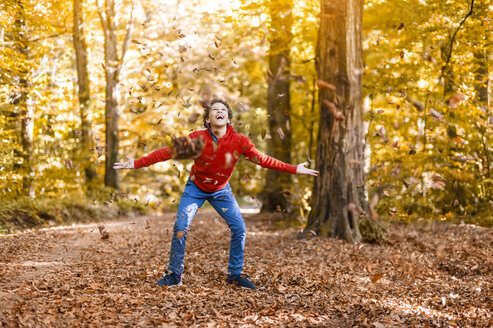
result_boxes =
[134,147,173,169]
[241,136,297,174]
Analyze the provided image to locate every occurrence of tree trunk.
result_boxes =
[441,44,455,97]
[74,0,98,192]
[473,21,491,178]
[13,0,34,198]
[261,0,294,213]
[99,0,133,189]
[306,0,365,243]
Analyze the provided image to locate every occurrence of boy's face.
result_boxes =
[206,102,230,127]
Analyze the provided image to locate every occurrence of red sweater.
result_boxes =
[134,125,297,192]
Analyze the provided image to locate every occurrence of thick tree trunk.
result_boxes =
[74,0,98,192]
[261,0,293,213]
[306,0,365,243]
[14,1,34,198]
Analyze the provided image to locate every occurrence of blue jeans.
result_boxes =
[168,179,246,275]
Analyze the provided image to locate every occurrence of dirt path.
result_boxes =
[1,210,492,327]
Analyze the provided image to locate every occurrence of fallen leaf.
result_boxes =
[370,273,383,283]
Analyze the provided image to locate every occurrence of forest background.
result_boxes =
[0,0,492,233]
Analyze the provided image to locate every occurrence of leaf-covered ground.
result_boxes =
[1,210,492,327]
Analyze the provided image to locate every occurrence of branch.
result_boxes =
[98,3,107,36]
[291,57,315,65]
[28,31,70,43]
[118,0,134,76]
[441,0,475,75]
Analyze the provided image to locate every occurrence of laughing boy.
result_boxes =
[113,99,318,289]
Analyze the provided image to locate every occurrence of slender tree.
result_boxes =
[472,2,491,178]
[74,0,98,192]
[99,0,133,189]
[12,0,34,198]
[261,0,294,213]
[306,0,365,242]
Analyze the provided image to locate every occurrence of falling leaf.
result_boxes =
[429,109,444,119]
[431,174,446,190]
[224,153,233,168]
[65,159,73,170]
[316,80,336,91]
[97,225,109,239]
[222,208,228,212]
[449,93,466,108]
[451,156,475,163]
[188,112,201,124]
[277,127,285,139]
[145,220,150,229]
[285,119,291,132]
[406,96,424,111]
[176,231,185,238]
[369,194,379,220]
[436,243,446,259]
[348,203,362,216]
[323,99,345,121]
[233,150,240,160]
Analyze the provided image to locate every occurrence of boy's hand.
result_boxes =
[113,156,135,170]
[296,162,319,176]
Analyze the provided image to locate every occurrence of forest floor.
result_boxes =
[0,209,492,327]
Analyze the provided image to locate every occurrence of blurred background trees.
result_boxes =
[0,0,491,230]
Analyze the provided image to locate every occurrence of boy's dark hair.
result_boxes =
[203,99,233,128]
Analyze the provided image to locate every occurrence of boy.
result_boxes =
[113,99,318,289]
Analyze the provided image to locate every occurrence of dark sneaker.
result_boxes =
[226,273,256,289]
[156,271,182,287]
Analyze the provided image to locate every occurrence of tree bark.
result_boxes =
[73,0,98,192]
[99,0,133,189]
[473,7,491,179]
[306,0,365,243]
[13,0,34,198]
[261,0,294,213]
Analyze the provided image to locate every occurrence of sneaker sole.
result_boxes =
[156,282,183,288]
[226,282,255,290]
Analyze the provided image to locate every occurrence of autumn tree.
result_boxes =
[10,0,35,198]
[306,0,366,242]
[99,0,133,189]
[74,0,98,192]
[261,0,295,213]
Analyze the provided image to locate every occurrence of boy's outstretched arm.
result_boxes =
[113,147,173,170]
[242,137,319,176]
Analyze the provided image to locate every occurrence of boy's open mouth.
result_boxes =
[215,114,225,120]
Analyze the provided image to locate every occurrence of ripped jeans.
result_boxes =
[167,179,246,276]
